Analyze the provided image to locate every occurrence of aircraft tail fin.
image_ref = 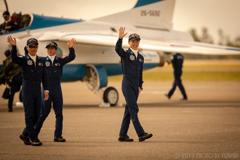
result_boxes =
[93,0,176,30]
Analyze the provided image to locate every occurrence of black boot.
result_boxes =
[54,136,66,142]
[31,139,43,146]
[19,134,31,145]
[139,133,153,142]
[118,135,133,142]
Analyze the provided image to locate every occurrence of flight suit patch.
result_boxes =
[139,59,142,62]
[130,55,135,61]
[55,63,60,66]
[27,60,33,65]
[38,63,43,66]
[45,61,50,67]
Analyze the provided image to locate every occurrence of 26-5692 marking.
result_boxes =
[141,10,161,16]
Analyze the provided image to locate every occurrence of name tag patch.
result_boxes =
[139,59,142,62]
[55,63,60,66]
[45,61,50,67]
[38,63,43,66]
[130,55,135,61]
[27,60,33,65]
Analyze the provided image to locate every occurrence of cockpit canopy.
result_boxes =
[10,12,32,29]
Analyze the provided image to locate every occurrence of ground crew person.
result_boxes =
[165,53,188,100]
[0,49,22,112]
[7,36,49,146]
[34,39,76,142]
[115,27,152,142]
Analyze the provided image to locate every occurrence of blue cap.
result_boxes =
[129,33,141,41]
[27,38,38,46]
[46,41,58,49]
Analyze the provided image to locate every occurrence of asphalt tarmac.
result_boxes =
[0,81,239,160]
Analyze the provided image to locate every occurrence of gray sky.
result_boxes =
[1,0,239,43]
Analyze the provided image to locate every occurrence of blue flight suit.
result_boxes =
[34,48,75,138]
[11,45,49,141]
[115,38,145,136]
[168,53,187,99]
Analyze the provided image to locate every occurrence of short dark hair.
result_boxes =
[4,49,11,57]
[3,11,10,17]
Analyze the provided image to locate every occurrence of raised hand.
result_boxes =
[7,36,16,46]
[119,27,127,39]
[67,38,76,48]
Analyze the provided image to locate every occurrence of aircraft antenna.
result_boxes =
[4,0,8,11]
[0,0,8,13]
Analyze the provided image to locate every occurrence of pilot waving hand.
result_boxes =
[115,27,153,142]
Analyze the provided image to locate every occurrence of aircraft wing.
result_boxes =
[39,33,240,55]
[140,39,240,55]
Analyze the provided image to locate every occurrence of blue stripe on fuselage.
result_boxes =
[226,48,240,51]
[61,64,86,82]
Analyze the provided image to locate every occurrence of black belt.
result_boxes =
[49,81,60,83]
[124,75,139,79]
[23,80,40,83]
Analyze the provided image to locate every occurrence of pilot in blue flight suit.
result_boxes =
[115,27,152,142]
[7,36,49,146]
[165,53,188,100]
[34,39,76,142]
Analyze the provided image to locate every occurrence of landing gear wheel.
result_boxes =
[103,87,118,106]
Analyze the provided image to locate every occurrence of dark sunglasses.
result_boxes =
[29,45,38,48]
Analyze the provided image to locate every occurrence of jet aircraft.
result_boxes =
[0,0,240,106]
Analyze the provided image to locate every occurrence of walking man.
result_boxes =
[7,36,49,146]
[115,27,152,142]
[165,53,188,100]
[34,39,76,142]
